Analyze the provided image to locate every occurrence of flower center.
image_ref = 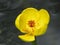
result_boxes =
[28,20,35,27]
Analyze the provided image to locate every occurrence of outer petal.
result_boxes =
[34,24,48,36]
[15,8,40,33]
[31,9,50,31]
[38,9,50,27]
[33,9,50,36]
[18,34,35,42]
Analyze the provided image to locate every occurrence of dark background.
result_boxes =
[0,0,60,45]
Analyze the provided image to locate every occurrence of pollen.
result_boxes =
[28,20,35,27]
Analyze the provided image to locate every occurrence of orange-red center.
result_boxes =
[28,20,35,27]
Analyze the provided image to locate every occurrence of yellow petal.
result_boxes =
[34,24,48,36]
[32,9,50,36]
[38,9,50,27]
[18,34,35,42]
[15,8,40,33]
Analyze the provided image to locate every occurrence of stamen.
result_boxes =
[28,20,35,27]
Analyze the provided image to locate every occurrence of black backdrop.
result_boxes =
[0,0,60,45]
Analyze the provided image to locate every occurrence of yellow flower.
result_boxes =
[15,7,50,42]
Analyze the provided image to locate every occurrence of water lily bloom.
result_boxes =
[15,7,50,42]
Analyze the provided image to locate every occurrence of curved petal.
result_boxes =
[15,8,40,33]
[33,24,48,36]
[31,9,50,30]
[38,9,50,27]
[18,34,35,42]
[32,9,50,36]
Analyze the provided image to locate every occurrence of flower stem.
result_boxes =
[32,37,37,45]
